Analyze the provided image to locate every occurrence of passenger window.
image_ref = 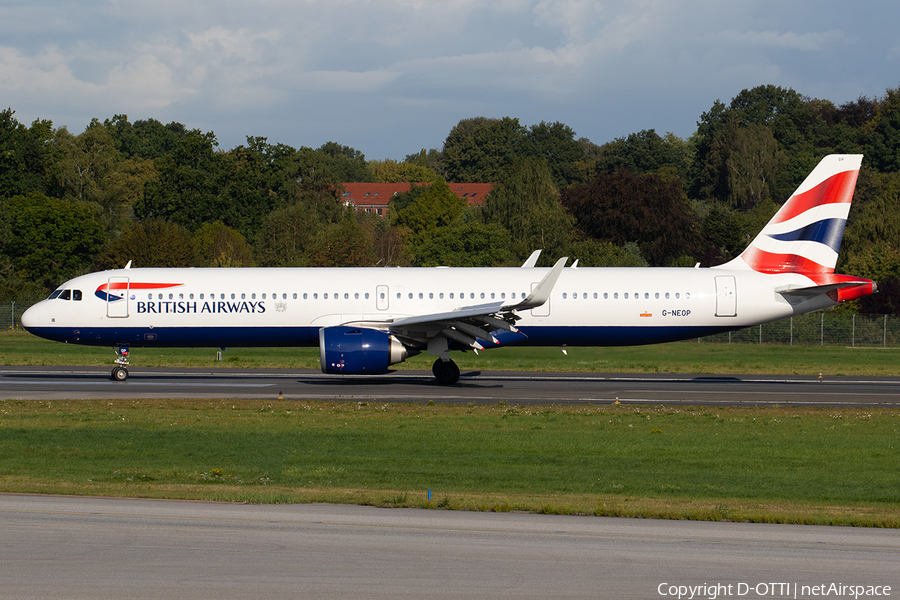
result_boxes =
[686,293,691,300]
[624,293,628,299]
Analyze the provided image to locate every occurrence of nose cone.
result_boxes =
[21,302,43,333]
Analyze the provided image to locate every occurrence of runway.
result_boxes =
[2,366,900,406]
[1,494,897,600]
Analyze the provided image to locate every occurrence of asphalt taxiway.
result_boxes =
[1,494,897,600]
[2,365,900,406]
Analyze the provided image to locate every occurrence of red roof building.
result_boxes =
[341,182,492,216]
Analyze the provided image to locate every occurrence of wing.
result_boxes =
[387,256,568,352]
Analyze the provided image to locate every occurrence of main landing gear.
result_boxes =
[111,346,129,381]
[432,358,460,386]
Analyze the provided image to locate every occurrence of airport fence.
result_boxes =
[3,301,29,332]
[690,311,900,347]
[2,300,899,346]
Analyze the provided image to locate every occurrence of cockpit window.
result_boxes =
[48,289,63,300]
[58,289,71,301]
[72,290,82,301]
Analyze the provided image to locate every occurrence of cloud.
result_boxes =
[703,29,849,52]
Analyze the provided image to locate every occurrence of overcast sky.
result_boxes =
[1,0,897,160]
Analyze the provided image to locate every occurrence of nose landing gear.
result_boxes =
[111,346,129,381]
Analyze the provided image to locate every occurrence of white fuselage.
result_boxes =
[22,266,827,349]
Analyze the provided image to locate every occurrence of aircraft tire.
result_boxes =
[111,366,128,382]
[432,358,460,385]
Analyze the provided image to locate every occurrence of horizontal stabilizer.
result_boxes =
[776,279,876,304]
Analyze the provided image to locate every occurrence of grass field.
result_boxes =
[2,332,899,525]
[0,399,897,526]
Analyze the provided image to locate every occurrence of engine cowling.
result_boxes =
[319,326,410,374]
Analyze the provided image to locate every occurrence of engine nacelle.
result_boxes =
[319,326,410,374]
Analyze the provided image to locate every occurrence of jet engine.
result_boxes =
[319,326,410,374]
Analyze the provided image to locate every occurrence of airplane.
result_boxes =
[22,154,876,385]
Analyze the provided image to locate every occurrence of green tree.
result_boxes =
[524,121,584,190]
[2,193,105,286]
[306,210,376,267]
[594,129,692,180]
[216,137,303,237]
[194,222,255,267]
[392,180,466,246]
[96,218,197,269]
[442,117,526,182]
[560,170,699,267]
[370,159,440,183]
[0,109,57,198]
[104,115,190,160]
[565,238,648,267]
[318,142,373,182]
[481,157,574,263]
[863,86,900,173]
[404,148,445,178]
[725,124,785,207]
[137,128,223,230]
[411,211,515,267]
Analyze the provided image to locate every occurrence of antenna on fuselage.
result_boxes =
[124,261,132,269]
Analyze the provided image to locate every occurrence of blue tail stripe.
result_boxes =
[767,218,846,253]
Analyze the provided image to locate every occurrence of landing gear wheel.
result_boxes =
[111,366,129,381]
[432,358,460,385]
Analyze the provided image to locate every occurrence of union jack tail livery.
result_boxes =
[725,154,862,275]
[717,154,874,303]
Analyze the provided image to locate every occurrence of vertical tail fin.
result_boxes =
[722,154,863,274]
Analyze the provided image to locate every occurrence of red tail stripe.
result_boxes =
[771,170,858,225]
[740,247,831,274]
